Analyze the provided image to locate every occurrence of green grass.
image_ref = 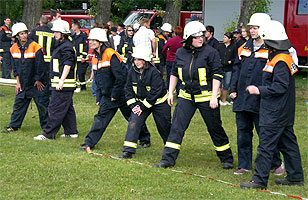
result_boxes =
[0,71,307,199]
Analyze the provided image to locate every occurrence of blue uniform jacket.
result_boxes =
[230,39,268,114]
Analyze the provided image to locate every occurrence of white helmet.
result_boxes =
[51,19,70,34]
[259,20,292,50]
[161,23,172,32]
[12,22,28,37]
[132,46,152,62]
[247,13,271,27]
[183,21,206,40]
[88,28,108,42]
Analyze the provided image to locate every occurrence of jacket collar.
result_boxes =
[16,39,32,49]
[245,38,267,51]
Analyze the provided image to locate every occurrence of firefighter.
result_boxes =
[1,23,49,133]
[119,46,171,158]
[71,20,88,91]
[153,23,172,74]
[0,17,13,79]
[117,25,134,70]
[79,28,150,150]
[153,21,234,169]
[34,19,78,140]
[230,13,283,175]
[240,20,304,189]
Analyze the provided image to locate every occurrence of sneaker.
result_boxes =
[137,143,151,149]
[275,178,304,186]
[1,127,18,133]
[80,144,93,151]
[60,134,78,138]
[119,152,133,159]
[234,168,252,175]
[240,181,267,189]
[33,134,47,140]
[222,162,233,169]
[272,163,284,176]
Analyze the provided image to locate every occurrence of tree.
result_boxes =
[238,0,272,26]
[22,0,43,30]
[163,0,183,27]
[94,0,112,24]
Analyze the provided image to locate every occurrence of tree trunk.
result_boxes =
[95,0,112,24]
[22,0,43,31]
[238,0,258,26]
[163,0,183,27]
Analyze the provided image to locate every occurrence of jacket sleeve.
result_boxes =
[12,55,18,77]
[170,54,179,77]
[82,34,88,59]
[230,45,237,65]
[110,54,125,100]
[117,37,124,54]
[34,48,47,82]
[162,40,169,57]
[125,70,138,109]
[210,49,223,82]
[139,69,164,111]
[230,55,241,93]
[258,62,290,97]
[62,44,75,68]
[1,28,11,42]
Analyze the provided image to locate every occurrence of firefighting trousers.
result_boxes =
[160,98,233,166]
[77,62,88,90]
[84,101,151,148]
[1,52,12,79]
[123,102,171,154]
[236,111,282,170]
[43,91,78,139]
[9,92,49,129]
[252,126,304,186]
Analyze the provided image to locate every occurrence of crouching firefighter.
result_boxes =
[153,21,234,169]
[119,46,171,159]
[80,28,151,150]
[34,19,78,140]
[241,20,304,189]
[1,22,49,133]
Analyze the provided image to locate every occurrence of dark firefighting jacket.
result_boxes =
[126,63,168,111]
[117,36,134,64]
[50,39,77,91]
[230,38,268,113]
[0,25,12,53]
[10,39,46,98]
[259,50,298,127]
[71,31,88,62]
[171,44,223,103]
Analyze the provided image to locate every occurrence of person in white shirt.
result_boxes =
[110,27,121,51]
[133,18,157,58]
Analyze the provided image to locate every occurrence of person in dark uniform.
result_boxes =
[0,17,13,78]
[205,25,219,50]
[153,21,234,169]
[230,13,283,175]
[241,20,304,189]
[34,19,78,140]
[117,25,134,70]
[79,28,151,150]
[119,46,171,159]
[71,20,88,91]
[1,22,49,133]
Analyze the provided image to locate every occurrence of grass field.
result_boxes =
[0,71,307,199]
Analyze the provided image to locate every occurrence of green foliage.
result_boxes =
[181,0,202,11]
[87,0,99,16]
[223,13,239,34]
[0,0,23,23]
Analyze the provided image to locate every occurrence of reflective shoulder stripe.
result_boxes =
[254,49,268,59]
[213,73,223,78]
[0,49,3,52]
[264,53,297,75]
[97,61,111,69]
[165,142,181,150]
[158,34,167,41]
[239,48,251,58]
[132,86,137,94]
[102,48,122,63]
[10,43,20,56]
[124,141,137,149]
[178,89,192,100]
[24,52,36,58]
[214,143,230,151]
[155,92,168,105]
[127,98,136,106]
[178,68,185,85]
[237,42,247,55]
[53,59,59,72]
[79,43,83,53]
[11,53,21,58]
[198,68,207,86]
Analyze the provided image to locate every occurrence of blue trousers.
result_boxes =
[252,126,304,186]
[43,91,77,139]
[1,52,11,79]
[9,92,49,129]
[123,102,171,154]
[160,98,233,166]
[236,111,282,170]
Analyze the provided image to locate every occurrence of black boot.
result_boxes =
[152,162,174,168]
[240,181,267,189]
[275,178,304,186]
[119,152,133,159]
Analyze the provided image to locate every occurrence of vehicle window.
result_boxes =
[298,0,308,15]
[78,19,91,29]
[150,15,163,30]
[123,13,152,25]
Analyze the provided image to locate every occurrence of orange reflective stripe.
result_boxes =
[91,48,122,70]
[237,42,247,55]
[10,42,42,59]
[158,34,167,42]
[263,53,298,75]
[254,49,268,59]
